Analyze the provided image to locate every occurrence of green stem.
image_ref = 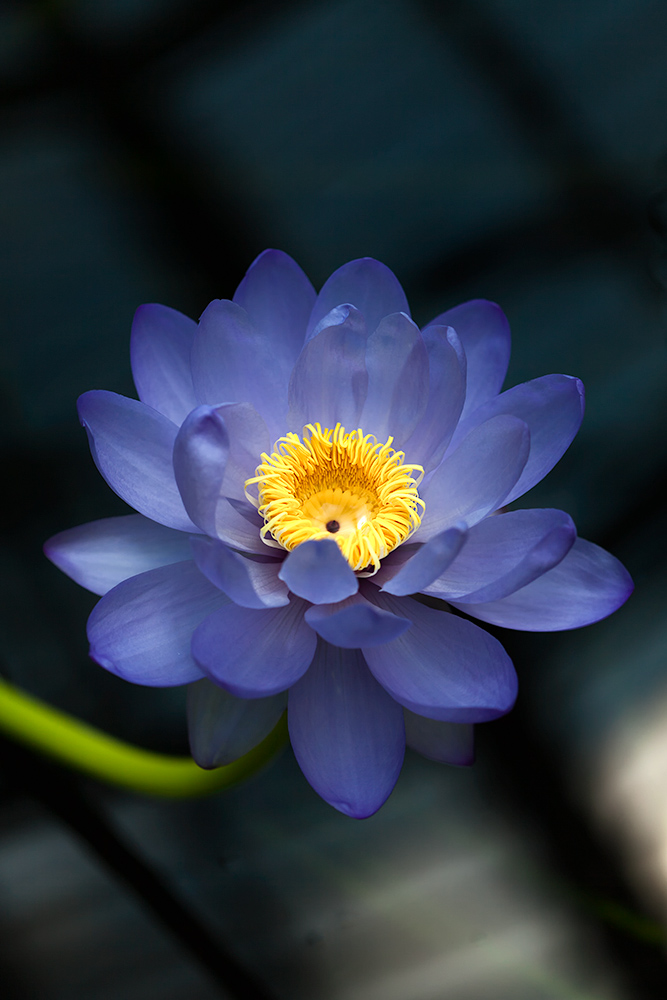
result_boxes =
[0,675,286,796]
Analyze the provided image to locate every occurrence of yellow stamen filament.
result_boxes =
[245,423,424,572]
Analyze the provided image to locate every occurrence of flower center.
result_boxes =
[245,423,424,572]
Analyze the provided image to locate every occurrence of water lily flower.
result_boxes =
[45,251,633,817]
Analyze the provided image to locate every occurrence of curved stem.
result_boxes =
[0,675,286,796]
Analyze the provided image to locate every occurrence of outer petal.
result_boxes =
[130,303,197,424]
[191,598,316,697]
[360,313,428,445]
[279,539,359,604]
[191,299,290,440]
[287,305,368,432]
[78,390,198,532]
[448,375,585,504]
[404,325,466,471]
[426,509,576,603]
[288,642,405,818]
[191,536,289,609]
[380,526,467,596]
[44,515,193,596]
[454,538,633,631]
[87,561,224,686]
[363,592,517,723]
[404,711,474,766]
[304,594,411,647]
[233,249,315,360]
[173,405,229,537]
[425,299,510,421]
[187,678,286,768]
[416,415,530,540]
[305,257,410,342]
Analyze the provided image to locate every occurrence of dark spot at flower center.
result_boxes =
[326,520,340,534]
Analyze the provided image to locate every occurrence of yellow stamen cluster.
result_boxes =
[245,423,424,572]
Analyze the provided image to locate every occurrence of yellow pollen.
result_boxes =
[245,423,425,573]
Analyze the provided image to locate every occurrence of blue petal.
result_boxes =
[44,515,193,595]
[454,538,634,630]
[425,299,510,421]
[187,678,286,768]
[426,509,576,603]
[448,374,585,504]
[130,303,198,424]
[360,312,428,445]
[211,403,270,502]
[214,497,271,554]
[380,526,467,596]
[191,598,316,697]
[304,595,410,647]
[305,257,410,342]
[87,561,224,686]
[288,642,405,818]
[191,535,288,609]
[417,414,530,540]
[287,305,368,432]
[404,710,474,766]
[405,325,466,471]
[278,539,359,604]
[191,299,291,440]
[233,249,315,360]
[363,591,518,722]
[78,390,199,532]
[173,405,230,536]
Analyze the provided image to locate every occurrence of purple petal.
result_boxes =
[44,515,192,595]
[449,375,585,504]
[404,710,474,766]
[78,390,198,532]
[287,305,368,432]
[191,299,290,440]
[191,536,289,609]
[288,642,405,818]
[405,325,466,471]
[278,539,359,604]
[417,415,530,540]
[187,678,286,768]
[233,249,315,360]
[173,406,229,536]
[363,591,517,722]
[360,313,428,445]
[380,526,467,596]
[454,537,633,631]
[213,403,270,502]
[214,498,271,554]
[425,299,510,420]
[304,594,411,647]
[305,257,410,342]
[426,509,576,603]
[87,561,224,686]
[130,303,197,424]
[191,598,316,697]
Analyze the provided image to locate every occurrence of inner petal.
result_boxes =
[246,423,424,573]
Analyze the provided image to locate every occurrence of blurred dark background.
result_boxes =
[1,1,667,997]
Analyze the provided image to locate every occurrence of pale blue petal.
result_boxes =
[233,249,315,358]
[404,325,466,471]
[380,526,467,596]
[287,305,368,431]
[416,415,530,540]
[360,312,428,445]
[305,257,410,342]
[130,303,197,424]
[279,539,359,604]
[288,642,405,818]
[87,561,224,686]
[191,535,288,609]
[173,405,230,536]
[77,390,199,532]
[187,678,286,767]
[454,538,634,630]
[44,515,192,595]
[304,594,410,647]
[191,598,316,697]
[363,592,517,722]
